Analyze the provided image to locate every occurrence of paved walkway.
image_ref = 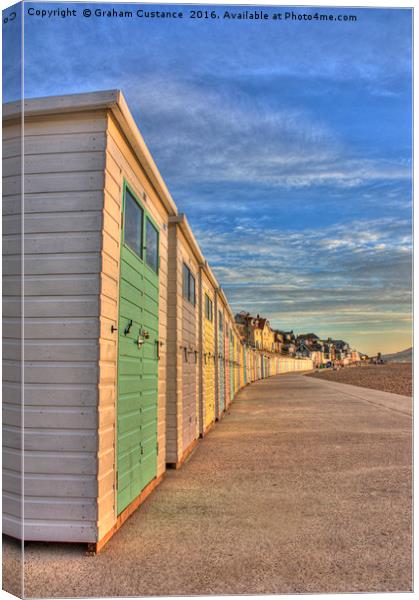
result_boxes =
[4,374,412,596]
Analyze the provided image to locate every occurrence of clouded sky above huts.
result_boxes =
[13,4,412,353]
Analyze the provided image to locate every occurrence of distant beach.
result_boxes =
[307,363,412,397]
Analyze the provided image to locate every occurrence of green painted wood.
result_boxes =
[117,183,160,515]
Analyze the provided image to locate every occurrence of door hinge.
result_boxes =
[156,441,159,454]
[116,471,118,490]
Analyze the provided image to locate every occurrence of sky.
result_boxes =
[4,2,412,354]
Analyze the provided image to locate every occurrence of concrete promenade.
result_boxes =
[4,374,412,596]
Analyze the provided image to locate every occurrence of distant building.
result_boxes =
[234,312,275,352]
[273,331,284,354]
[332,339,350,361]
[274,330,296,356]
[296,335,324,366]
[235,314,356,364]
[296,333,319,345]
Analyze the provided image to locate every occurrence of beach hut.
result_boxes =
[216,305,225,418]
[229,328,235,400]
[235,333,241,392]
[241,343,245,387]
[242,344,247,386]
[224,316,231,408]
[249,347,256,382]
[199,263,217,434]
[166,214,204,468]
[3,90,178,549]
[215,290,229,418]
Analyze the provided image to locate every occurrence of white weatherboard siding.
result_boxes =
[3,114,23,542]
[179,230,200,454]
[166,221,200,465]
[3,110,108,542]
[166,224,180,464]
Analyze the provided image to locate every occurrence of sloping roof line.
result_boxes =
[255,318,268,330]
[3,90,249,341]
[4,89,179,217]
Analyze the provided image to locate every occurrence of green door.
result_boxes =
[117,183,160,515]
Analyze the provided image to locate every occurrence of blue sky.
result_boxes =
[6,2,412,353]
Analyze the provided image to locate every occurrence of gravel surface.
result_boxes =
[3,374,412,597]
[307,363,412,397]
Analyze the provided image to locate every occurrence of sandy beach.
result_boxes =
[307,363,412,397]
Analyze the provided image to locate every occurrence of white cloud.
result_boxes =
[124,76,411,190]
[189,216,412,344]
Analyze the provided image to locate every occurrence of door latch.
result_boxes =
[137,332,144,349]
[124,319,133,335]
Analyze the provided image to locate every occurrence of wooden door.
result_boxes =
[117,184,159,515]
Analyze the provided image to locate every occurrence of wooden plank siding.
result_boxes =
[166,224,180,464]
[2,116,23,542]
[166,222,200,465]
[179,229,200,455]
[215,293,229,419]
[3,110,108,542]
[200,270,216,431]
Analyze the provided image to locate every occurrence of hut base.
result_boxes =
[88,473,165,554]
[215,409,227,422]
[167,438,199,470]
[200,421,215,438]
